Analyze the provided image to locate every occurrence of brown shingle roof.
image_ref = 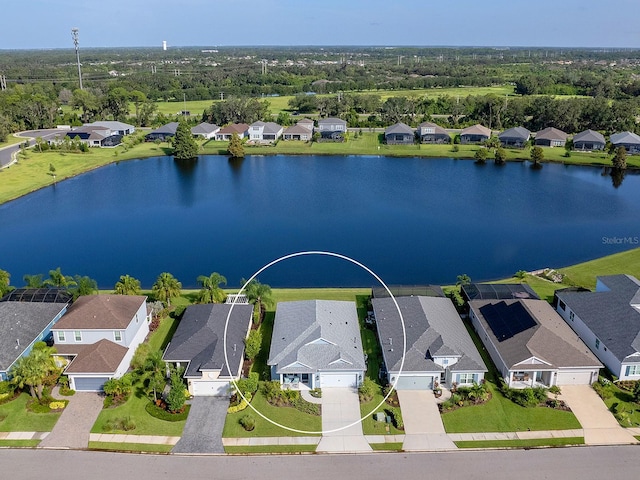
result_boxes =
[54,295,146,330]
[218,123,249,134]
[57,339,128,374]
[461,124,491,137]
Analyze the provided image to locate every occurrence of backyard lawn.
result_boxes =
[559,247,640,289]
[0,393,62,432]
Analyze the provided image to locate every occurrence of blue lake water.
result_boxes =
[1,155,639,288]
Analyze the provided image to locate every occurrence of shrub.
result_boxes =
[49,401,66,410]
[104,416,136,432]
[592,380,613,400]
[358,377,376,403]
[244,329,262,360]
[548,385,561,396]
[385,407,403,430]
[0,381,14,395]
[633,381,640,403]
[234,372,259,397]
[291,395,321,416]
[228,393,252,414]
[167,377,186,413]
[59,387,75,396]
[309,388,322,398]
[145,402,190,421]
[239,414,256,431]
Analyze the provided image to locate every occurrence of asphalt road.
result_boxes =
[1,446,638,480]
[0,129,61,168]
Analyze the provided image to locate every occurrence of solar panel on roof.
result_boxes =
[480,301,537,342]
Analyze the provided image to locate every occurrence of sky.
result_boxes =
[2,0,640,50]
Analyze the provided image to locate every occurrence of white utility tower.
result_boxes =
[163,40,167,51]
[71,28,83,90]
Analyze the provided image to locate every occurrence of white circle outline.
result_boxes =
[223,250,407,435]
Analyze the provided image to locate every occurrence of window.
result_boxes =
[57,331,65,342]
[595,339,600,349]
[569,311,575,321]
[458,373,475,384]
[441,359,449,366]
[74,331,82,342]
[558,300,566,311]
[625,365,640,376]
[114,331,122,342]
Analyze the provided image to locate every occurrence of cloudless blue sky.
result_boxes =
[2,0,639,49]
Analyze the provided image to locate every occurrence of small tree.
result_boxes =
[633,380,640,404]
[0,269,12,296]
[244,329,262,361]
[456,274,471,286]
[474,147,488,164]
[227,132,245,158]
[152,272,182,307]
[358,377,376,402]
[172,121,198,160]
[612,146,627,170]
[167,371,186,412]
[530,145,544,166]
[494,147,507,165]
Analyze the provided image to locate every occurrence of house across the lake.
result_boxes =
[499,127,531,148]
[572,129,605,151]
[417,122,450,144]
[534,127,569,147]
[385,122,415,145]
[460,124,491,144]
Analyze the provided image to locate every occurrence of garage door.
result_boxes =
[394,375,434,390]
[73,377,110,392]
[320,373,357,388]
[556,370,595,385]
[191,380,230,397]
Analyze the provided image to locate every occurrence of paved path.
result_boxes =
[0,130,60,168]
[39,390,103,449]
[172,397,228,454]
[559,385,638,445]
[397,390,457,451]
[316,387,372,453]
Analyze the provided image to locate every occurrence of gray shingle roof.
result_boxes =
[0,302,68,372]
[191,122,219,135]
[262,122,283,135]
[385,122,415,135]
[318,117,346,126]
[163,304,253,378]
[573,129,605,144]
[268,300,365,374]
[556,275,640,362]
[610,131,640,146]
[470,299,601,370]
[89,121,135,132]
[283,124,313,135]
[372,296,486,374]
[150,122,179,135]
[499,127,531,140]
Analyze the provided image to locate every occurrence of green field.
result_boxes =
[559,247,640,289]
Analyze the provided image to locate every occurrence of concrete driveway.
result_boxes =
[316,388,371,453]
[559,385,638,445]
[39,391,103,449]
[397,390,456,451]
[172,397,228,454]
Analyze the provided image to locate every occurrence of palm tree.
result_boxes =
[23,274,44,288]
[456,274,471,287]
[142,351,166,402]
[152,272,181,307]
[114,275,142,295]
[43,267,76,288]
[10,345,58,400]
[0,269,11,296]
[196,272,227,303]
[244,279,274,325]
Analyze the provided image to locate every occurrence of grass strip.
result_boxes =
[88,441,173,453]
[454,437,584,449]
[224,444,317,454]
[0,439,41,447]
[369,442,403,451]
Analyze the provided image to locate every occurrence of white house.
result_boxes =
[248,121,283,143]
[51,295,150,391]
[555,275,640,380]
[191,122,220,139]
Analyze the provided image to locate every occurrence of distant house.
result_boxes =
[461,283,539,302]
[215,123,249,141]
[65,125,122,147]
[373,296,486,390]
[248,121,284,143]
[296,118,315,131]
[417,122,450,144]
[191,122,220,140]
[52,295,150,392]
[385,122,415,145]
[498,127,531,148]
[534,127,569,147]
[268,300,366,389]
[163,304,253,396]
[88,121,135,136]
[460,124,491,144]
[0,288,71,381]
[555,275,640,380]
[573,129,605,151]
[469,299,601,388]
[317,117,347,141]
[610,131,640,154]
[145,122,179,142]
[283,123,313,141]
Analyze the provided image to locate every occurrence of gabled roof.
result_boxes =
[462,283,539,301]
[268,300,365,374]
[556,275,640,362]
[88,121,135,131]
[573,129,605,144]
[318,117,346,126]
[191,122,219,135]
[470,299,601,370]
[53,295,146,330]
[373,296,486,374]
[418,122,448,135]
[499,127,531,140]
[163,303,253,377]
[283,124,313,135]
[149,122,179,135]
[262,122,283,135]
[385,122,415,135]
[56,339,128,374]
[296,118,315,130]
[535,127,569,141]
[218,123,249,134]
[0,301,68,372]
[610,131,640,146]
[460,124,491,137]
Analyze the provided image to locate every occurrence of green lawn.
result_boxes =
[224,444,317,454]
[597,382,640,428]
[0,393,62,432]
[146,316,179,352]
[559,247,640,289]
[271,288,370,303]
[369,442,403,451]
[454,437,584,448]
[360,388,404,436]
[0,134,27,148]
[0,439,41,447]
[222,390,321,437]
[88,441,173,453]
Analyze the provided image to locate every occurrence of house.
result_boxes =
[417,122,450,144]
[65,125,122,147]
[610,131,640,154]
[88,121,135,136]
[534,127,569,147]
[317,117,347,141]
[469,299,601,388]
[215,123,249,141]
[191,122,220,140]
[555,275,640,380]
[373,296,486,390]
[461,283,539,302]
[145,122,179,142]
[282,123,313,141]
[573,129,605,151]
[498,127,531,148]
[385,122,415,145]
[0,288,71,380]
[296,118,315,131]
[51,295,150,392]
[460,124,492,144]
[248,121,284,143]
[163,303,253,396]
[267,300,366,389]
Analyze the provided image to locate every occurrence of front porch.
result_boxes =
[508,370,553,389]
[281,373,312,390]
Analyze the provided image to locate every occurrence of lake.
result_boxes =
[1,155,639,289]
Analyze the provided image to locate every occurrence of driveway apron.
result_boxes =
[316,387,372,453]
[172,396,228,453]
[39,392,103,449]
[397,390,456,451]
[559,385,638,445]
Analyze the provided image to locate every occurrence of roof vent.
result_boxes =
[389,337,393,346]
